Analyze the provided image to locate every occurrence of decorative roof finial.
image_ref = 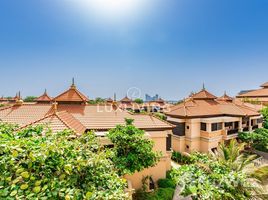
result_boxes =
[224,90,227,96]
[114,93,117,101]
[202,82,205,90]
[71,78,76,89]
[44,89,47,95]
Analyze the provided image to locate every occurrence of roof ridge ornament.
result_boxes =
[202,82,205,90]
[71,78,76,89]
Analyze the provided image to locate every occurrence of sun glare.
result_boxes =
[70,0,148,24]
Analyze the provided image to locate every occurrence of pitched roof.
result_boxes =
[217,92,233,102]
[191,89,217,100]
[120,96,132,102]
[237,88,268,98]
[57,105,173,130]
[260,82,268,88]
[53,84,89,103]
[165,90,260,118]
[20,111,86,134]
[0,104,53,126]
[35,90,52,102]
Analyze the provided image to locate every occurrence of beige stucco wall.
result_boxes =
[172,135,185,152]
[124,130,171,190]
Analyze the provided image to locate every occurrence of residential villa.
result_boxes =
[237,81,268,105]
[165,88,263,153]
[0,81,174,190]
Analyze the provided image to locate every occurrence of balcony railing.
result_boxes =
[227,129,239,135]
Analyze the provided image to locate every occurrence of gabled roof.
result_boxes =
[106,98,113,103]
[217,92,233,102]
[260,82,268,88]
[53,82,89,103]
[191,89,217,100]
[165,90,260,118]
[36,90,52,102]
[21,111,86,134]
[120,96,132,102]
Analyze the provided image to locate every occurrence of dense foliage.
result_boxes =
[261,107,268,129]
[23,96,37,102]
[0,123,128,199]
[107,119,161,176]
[172,151,208,164]
[134,98,143,104]
[153,113,167,121]
[171,140,267,200]
[88,98,106,105]
[133,172,175,200]
[238,128,268,152]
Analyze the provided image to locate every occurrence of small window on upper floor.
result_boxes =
[211,123,222,132]
[201,123,207,131]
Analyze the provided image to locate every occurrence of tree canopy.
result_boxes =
[171,140,267,200]
[0,123,128,199]
[107,119,161,176]
[238,128,268,152]
[24,96,37,102]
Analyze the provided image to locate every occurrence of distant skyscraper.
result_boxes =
[145,94,159,102]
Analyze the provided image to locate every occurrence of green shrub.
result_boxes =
[157,179,176,189]
[0,123,127,199]
[133,188,174,200]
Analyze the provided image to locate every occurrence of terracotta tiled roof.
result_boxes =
[106,98,113,103]
[217,93,233,102]
[36,90,52,102]
[165,89,260,118]
[20,111,86,134]
[53,84,89,103]
[260,82,268,88]
[0,104,53,126]
[191,89,217,100]
[237,88,268,98]
[57,105,173,130]
[0,104,173,132]
[120,96,132,102]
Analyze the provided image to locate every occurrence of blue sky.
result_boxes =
[0,0,268,100]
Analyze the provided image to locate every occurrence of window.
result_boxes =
[211,123,222,131]
[257,118,263,124]
[169,122,185,136]
[225,122,232,127]
[234,121,239,129]
[201,123,207,131]
[166,134,172,151]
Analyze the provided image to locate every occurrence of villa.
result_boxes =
[0,81,174,190]
[165,88,263,153]
[237,81,268,105]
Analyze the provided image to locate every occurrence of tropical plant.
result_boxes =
[0,123,128,199]
[261,107,268,129]
[238,128,268,152]
[88,97,106,105]
[107,118,161,176]
[171,140,267,200]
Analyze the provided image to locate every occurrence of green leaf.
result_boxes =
[20,184,28,190]
[21,171,30,179]
[10,190,17,196]
[33,186,41,193]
